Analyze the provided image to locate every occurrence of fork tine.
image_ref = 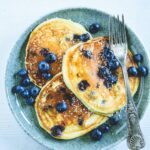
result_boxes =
[109,16,114,46]
[117,15,122,44]
[112,16,117,44]
[111,16,116,44]
[122,14,127,44]
[109,16,113,46]
[113,15,120,45]
[114,16,119,44]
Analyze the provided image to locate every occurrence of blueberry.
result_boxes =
[133,54,143,63]
[38,61,50,72]
[21,77,31,87]
[112,75,118,84]
[73,34,80,41]
[103,47,115,60]
[107,60,120,71]
[138,66,148,77]
[83,50,92,59]
[30,86,40,97]
[45,53,57,63]
[42,73,52,80]
[12,85,25,94]
[40,48,49,57]
[98,66,110,78]
[90,129,102,141]
[103,80,112,88]
[80,33,90,42]
[78,80,90,91]
[59,87,66,92]
[103,47,110,55]
[17,69,28,78]
[78,117,84,126]
[128,66,138,76]
[56,101,67,112]
[98,124,110,133]
[107,74,118,84]
[21,89,30,98]
[25,97,35,105]
[51,125,65,136]
[65,94,75,105]
[89,23,101,34]
[109,115,120,125]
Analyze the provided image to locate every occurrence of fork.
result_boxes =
[109,15,145,150]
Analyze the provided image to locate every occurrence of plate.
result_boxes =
[5,8,150,150]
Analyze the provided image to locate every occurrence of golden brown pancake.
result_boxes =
[62,37,140,115]
[25,18,91,88]
[35,73,107,139]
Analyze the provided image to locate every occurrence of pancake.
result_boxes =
[25,18,91,88]
[62,37,140,115]
[35,73,107,139]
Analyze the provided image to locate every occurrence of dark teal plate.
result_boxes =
[5,8,150,150]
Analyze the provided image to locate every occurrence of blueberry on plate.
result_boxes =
[107,60,120,71]
[12,85,25,94]
[128,66,138,76]
[21,89,30,98]
[109,115,120,125]
[56,101,67,112]
[98,66,110,78]
[89,23,101,34]
[80,33,90,42]
[42,73,52,80]
[21,77,31,87]
[90,129,102,141]
[133,54,143,63]
[30,86,40,97]
[51,125,65,136]
[45,53,57,63]
[98,123,110,133]
[40,48,49,57]
[17,69,28,78]
[78,80,90,91]
[38,61,50,72]
[25,97,35,105]
[83,50,92,59]
[138,66,148,77]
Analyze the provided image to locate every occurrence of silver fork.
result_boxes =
[109,15,145,150]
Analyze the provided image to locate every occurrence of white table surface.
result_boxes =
[0,0,150,149]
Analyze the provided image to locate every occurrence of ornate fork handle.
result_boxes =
[121,63,145,150]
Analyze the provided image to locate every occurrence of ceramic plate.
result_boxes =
[5,8,150,150]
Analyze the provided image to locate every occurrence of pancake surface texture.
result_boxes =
[25,18,90,88]
[63,37,140,115]
[35,73,107,139]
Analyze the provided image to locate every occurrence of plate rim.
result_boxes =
[5,7,150,150]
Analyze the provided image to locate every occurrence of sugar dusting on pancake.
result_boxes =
[25,18,91,88]
[35,73,107,139]
[62,37,140,115]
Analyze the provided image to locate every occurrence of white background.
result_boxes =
[0,0,150,149]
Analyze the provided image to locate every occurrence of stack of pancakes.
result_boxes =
[25,18,139,139]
